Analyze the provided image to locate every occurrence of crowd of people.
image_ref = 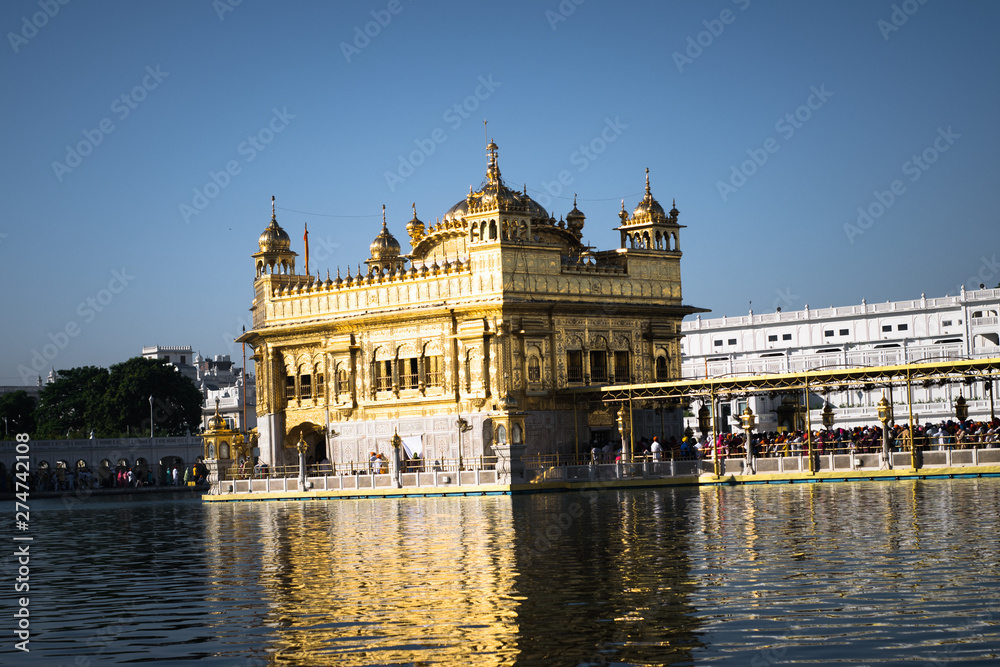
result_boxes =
[0,462,207,494]
[586,417,1000,462]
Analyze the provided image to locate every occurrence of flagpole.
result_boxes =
[303,222,310,276]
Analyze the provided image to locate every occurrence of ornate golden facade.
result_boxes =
[239,142,703,467]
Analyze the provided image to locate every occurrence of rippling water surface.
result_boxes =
[4,479,1000,665]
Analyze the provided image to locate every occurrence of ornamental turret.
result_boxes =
[406,203,425,246]
[253,196,297,277]
[616,169,684,253]
[365,205,407,276]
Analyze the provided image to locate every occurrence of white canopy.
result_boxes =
[401,435,422,458]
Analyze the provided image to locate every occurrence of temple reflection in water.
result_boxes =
[204,491,703,665]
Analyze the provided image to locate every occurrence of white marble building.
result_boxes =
[681,287,1000,432]
[141,346,256,434]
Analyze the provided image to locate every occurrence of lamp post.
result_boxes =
[697,401,712,474]
[296,433,308,489]
[877,394,893,469]
[955,393,969,422]
[741,404,756,474]
[149,395,154,439]
[457,417,471,470]
[821,402,835,431]
[698,403,711,441]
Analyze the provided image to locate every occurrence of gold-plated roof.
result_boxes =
[405,203,425,244]
[369,205,402,261]
[566,194,585,233]
[206,398,228,432]
[443,141,548,221]
[259,196,292,252]
[629,168,667,223]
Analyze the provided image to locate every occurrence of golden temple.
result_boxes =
[236,141,705,468]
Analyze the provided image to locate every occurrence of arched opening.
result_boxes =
[527,355,541,383]
[489,219,498,240]
[160,456,184,486]
[655,355,668,382]
[285,422,326,466]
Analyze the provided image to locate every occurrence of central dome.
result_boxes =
[370,213,401,260]
[443,141,548,221]
[631,168,667,222]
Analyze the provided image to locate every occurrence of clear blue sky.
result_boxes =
[2,0,998,386]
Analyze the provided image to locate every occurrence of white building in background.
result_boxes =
[681,287,1000,433]
[141,346,256,433]
[195,352,256,433]
[141,345,197,382]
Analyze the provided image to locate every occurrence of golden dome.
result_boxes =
[631,169,667,222]
[370,205,401,260]
[406,203,425,242]
[442,141,548,222]
[566,194,585,232]
[207,399,228,431]
[259,196,291,252]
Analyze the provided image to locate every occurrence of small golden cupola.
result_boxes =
[565,194,586,237]
[366,205,407,275]
[201,398,238,461]
[406,203,425,246]
[616,169,684,253]
[253,196,297,277]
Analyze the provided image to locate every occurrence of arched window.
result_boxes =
[527,356,541,383]
[489,219,498,240]
[512,423,523,445]
[220,441,230,459]
[299,366,312,399]
[655,355,668,382]
[496,424,507,444]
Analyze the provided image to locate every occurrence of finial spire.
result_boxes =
[381,204,387,230]
[412,202,417,217]
[574,193,578,206]
[645,168,651,196]
[271,195,276,221]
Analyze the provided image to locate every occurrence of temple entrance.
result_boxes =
[285,422,326,465]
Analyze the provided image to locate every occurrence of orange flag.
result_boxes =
[303,222,309,276]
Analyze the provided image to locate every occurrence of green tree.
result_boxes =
[34,358,203,438]
[0,390,37,438]
[103,357,203,436]
[34,366,109,438]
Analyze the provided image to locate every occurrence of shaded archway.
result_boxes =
[284,421,326,466]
